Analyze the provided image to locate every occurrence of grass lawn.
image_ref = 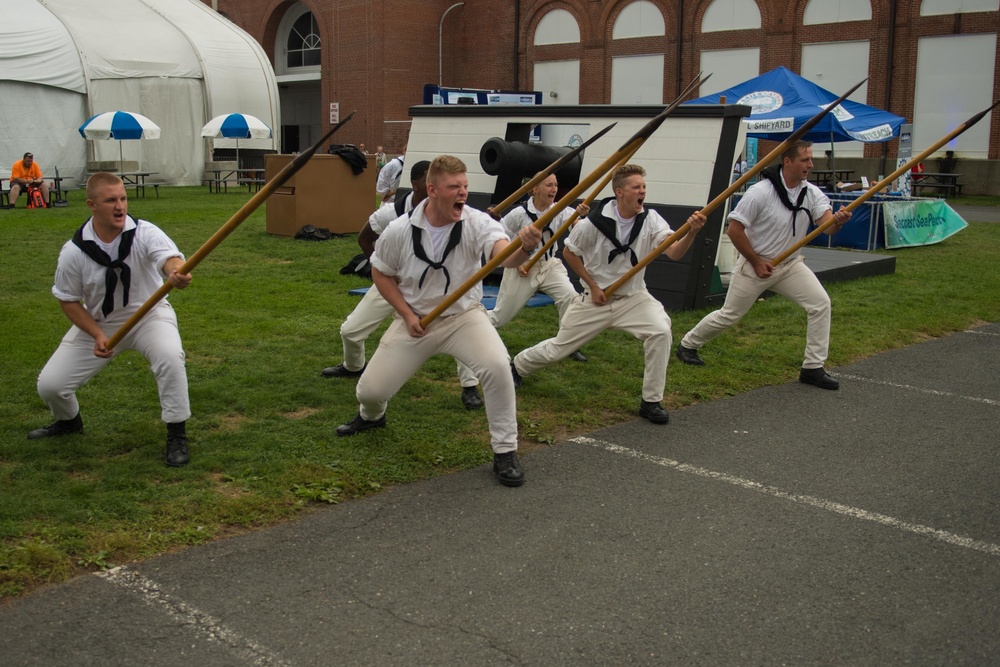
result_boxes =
[1,187,998,598]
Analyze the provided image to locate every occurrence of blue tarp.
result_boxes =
[685,67,905,143]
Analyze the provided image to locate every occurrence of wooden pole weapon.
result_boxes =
[602,78,868,297]
[106,111,357,350]
[772,99,1000,266]
[418,73,711,328]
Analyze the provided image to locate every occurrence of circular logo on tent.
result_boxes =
[737,91,783,114]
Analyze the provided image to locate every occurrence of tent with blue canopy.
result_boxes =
[685,66,905,143]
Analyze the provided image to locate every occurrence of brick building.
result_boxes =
[206,0,999,190]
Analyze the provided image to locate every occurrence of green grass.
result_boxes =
[1,187,999,598]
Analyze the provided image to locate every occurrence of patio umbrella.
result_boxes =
[79,111,161,172]
[201,113,272,168]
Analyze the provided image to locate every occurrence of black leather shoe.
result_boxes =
[639,400,670,424]
[27,413,83,440]
[461,386,484,410]
[676,344,705,366]
[321,363,365,378]
[336,413,387,436]
[799,367,839,390]
[510,361,523,390]
[165,436,190,467]
[568,349,588,362]
[493,451,525,487]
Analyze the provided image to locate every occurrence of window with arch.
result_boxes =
[804,0,871,24]
[283,5,321,70]
[535,8,580,45]
[702,0,761,33]
[613,0,666,39]
[920,0,998,15]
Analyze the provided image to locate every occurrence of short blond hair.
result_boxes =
[86,172,124,201]
[612,164,646,193]
[427,155,467,184]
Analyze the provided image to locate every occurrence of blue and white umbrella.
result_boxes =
[201,113,272,168]
[79,110,161,171]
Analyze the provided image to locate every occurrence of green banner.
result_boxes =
[882,200,968,249]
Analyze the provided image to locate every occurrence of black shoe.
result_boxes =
[336,413,387,436]
[27,413,83,440]
[568,349,588,362]
[493,451,525,487]
[799,367,839,390]
[165,436,190,467]
[676,343,705,366]
[639,401,670,424]
[461,386,484,410]
[321,363,365,378]
[510,361,523,390]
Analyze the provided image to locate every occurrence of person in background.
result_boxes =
[8,152,50,208]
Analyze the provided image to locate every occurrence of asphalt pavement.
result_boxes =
[2,320,998,666]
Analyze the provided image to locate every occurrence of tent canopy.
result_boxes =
[0,0,280,185]
[686,67,905,143]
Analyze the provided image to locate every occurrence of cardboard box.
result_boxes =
[265,154,376,236]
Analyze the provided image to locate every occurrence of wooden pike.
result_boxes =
[417,73,711,328]
[602,78,868,297]
[489,121,617,217]
[106,111,357,350]
[772,99,1000,266]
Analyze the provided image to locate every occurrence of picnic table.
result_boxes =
[912,172,963,197]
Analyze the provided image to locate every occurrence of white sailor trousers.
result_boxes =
[681,254,831,368]
[356,306,518,453]
[339,285,395,371]
[455,257,580,386]
[345,286,479,387]
[488,257,578,329]
[36,303,191,423]
[513,290,673,403]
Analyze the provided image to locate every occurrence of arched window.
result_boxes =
[803,0,871,24]
[286,10,321,68]
[613,0,666,39]
[276,3,321,75]
[920,0,998,16]
[702,0,761,33]
[535,9,581,45]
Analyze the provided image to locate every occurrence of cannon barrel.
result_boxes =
[479,137,582,205]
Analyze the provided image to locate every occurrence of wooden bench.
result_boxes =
[913,182,963,197]
[912,172,963,198]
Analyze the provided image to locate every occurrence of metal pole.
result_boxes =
[439,2,465,86]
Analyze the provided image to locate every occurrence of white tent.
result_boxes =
[0,0,279,186]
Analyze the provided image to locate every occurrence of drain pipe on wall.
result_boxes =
[881,0,897,176]
[514,0,520,88]
[676,0,684,97]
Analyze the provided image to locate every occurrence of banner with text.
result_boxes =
[882,199,968,249]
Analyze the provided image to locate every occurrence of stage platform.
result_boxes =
[712,246,896,306]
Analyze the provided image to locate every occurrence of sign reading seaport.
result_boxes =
[882,199,968,249]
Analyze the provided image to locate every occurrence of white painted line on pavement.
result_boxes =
[965,330,1000,336]
[98,567,292,667]
[572,436,1000,557]
[835,373,1000,407]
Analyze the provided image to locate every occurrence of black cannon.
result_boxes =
[479,137,582,206]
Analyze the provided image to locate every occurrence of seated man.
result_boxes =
[9,152,50,208]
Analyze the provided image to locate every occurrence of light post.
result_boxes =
[439,2,465,87]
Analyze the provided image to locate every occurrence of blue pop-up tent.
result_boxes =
[685,66,905,143]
